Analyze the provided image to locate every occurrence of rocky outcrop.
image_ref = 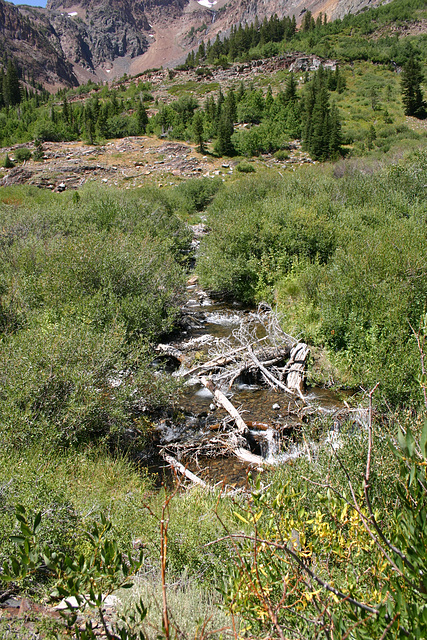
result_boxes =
[48,0,151,70]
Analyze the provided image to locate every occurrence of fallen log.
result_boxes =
[247,346,295,395]
[161,453,208,488]
[182,337,270,378]
[234,448,269,466]
[200,376,249,438]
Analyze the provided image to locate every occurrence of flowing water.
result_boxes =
[150,280,351,487]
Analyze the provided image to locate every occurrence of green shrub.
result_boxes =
[14,148,32,162]
[274,149,290,161]
[236,162,256,173]
[3,153,14,168]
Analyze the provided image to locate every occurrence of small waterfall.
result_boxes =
[264,428,278,463]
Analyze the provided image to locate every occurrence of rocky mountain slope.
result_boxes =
[1,0,385,88]
[0,0,78,89]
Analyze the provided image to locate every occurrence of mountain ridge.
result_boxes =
[0,0,399,88]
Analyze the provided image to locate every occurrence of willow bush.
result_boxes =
[0,185,190,450]
[197,150,427,406]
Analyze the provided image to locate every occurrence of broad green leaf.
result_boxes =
[420,419,427,459]
[33,512,42,533]
[398,428,407,453]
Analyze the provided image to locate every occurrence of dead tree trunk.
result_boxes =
[286,343,310,397]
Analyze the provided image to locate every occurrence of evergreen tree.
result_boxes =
[301,11,315,32]
[3,153,14,168]
[309,85,331,160]
[265,85,274,113]
[84,105,95,144]
[97,104,108,139]
[137,101,148,134]
[224,88,237,123]
[4,61,21,106]
[193,110,205,153]
[283,72,297,104]
[303,67,341,161]
[215,111,234,156]
[401,55,426,119]
[62,96,70,124]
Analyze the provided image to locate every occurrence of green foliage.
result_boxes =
[14,148,32,162]
[0,185,188,449]
[165,176,223,218]
[198,150,427,406]
[401,54,426,118]
[1,508,147,640]
[236,162,255,173]
[219,417,427,638]
[3,153,14,168]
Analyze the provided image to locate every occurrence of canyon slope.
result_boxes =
[1,0,385,88]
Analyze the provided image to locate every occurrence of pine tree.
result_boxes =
[62,96,70,124]
[215,111,234,156]
[401,55,426,119]
[5,60,21,106]
[224,88,237,123]
[193,111,205,153]
[265,85,274,113]
[303,68,340,161]
[84,105,95,144]
[97,104,108,139]
[137,101,148,134]
[3,153,14,168]
[283,72,297,104]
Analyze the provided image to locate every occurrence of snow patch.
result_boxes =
[197,0,216,7]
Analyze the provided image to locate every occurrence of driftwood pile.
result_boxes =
[183,305,309,398]
[157,306,311,482]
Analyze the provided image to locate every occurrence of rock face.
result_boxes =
[48,0,151,69]
[0,0,78,88]
[1,0,386,88]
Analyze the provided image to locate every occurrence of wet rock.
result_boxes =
[1,598,21,608]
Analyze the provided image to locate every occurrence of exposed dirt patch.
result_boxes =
[0,137,315,192]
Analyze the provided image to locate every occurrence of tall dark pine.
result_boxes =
[215,111,234,156]
[303,67,341,161]
[401,55,426,119]
[193,111,205,153]
[4,61,21,106]
[283,72,297,104]
[137,101,148,134]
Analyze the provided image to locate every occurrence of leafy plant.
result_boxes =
[14,148,32,162]
[1,507,146,640]
[217,405,427,638]
[3,153,15,168]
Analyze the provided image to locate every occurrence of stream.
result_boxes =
[149,270,353,488]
